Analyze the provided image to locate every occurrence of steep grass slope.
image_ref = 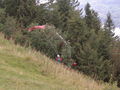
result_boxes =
[0,34,119,90]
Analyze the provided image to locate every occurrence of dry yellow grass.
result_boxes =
[0,33,119,90]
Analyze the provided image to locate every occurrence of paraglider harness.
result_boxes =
[56,56,63,63]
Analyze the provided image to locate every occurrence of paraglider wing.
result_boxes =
[28,25,46,31]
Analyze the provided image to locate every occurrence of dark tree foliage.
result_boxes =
[52,0,80,32]
[111,40,120,87]
[3,0,37,26]
[0,0,4,8]
[104,12,115,37]
[85,3,101,33]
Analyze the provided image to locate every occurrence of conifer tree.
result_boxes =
[54,0,80,32]
[67,4,113,81]
[3,0,37,26]
[0,0,4,8]
[112,41,120,87]
[104,12,115,37]
[85,3,101,33]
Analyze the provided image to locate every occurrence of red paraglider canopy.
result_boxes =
[28,25,46,31]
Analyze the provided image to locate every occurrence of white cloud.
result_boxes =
[114,27,120,37]
[38,0,48,4]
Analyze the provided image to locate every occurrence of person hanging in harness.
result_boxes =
[56,54,63,63]
[71,62,77,69]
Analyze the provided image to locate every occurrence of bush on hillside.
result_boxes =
[1,16,19,40]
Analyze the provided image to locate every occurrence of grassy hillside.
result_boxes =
[0,33,119,90]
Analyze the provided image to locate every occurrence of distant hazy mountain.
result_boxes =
[78,0,120,28]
